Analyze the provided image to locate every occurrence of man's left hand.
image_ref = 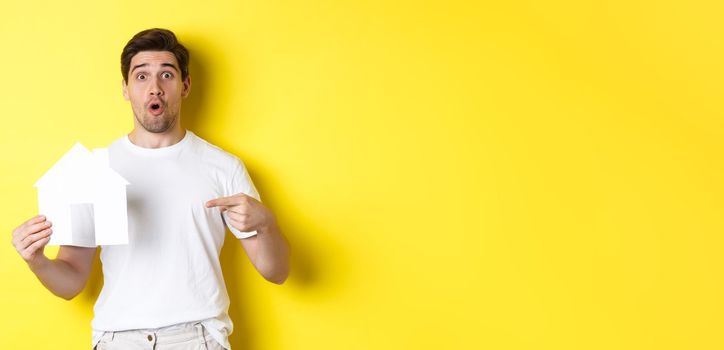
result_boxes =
[206,194,273,232]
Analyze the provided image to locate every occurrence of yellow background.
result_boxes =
[1,0,723,349]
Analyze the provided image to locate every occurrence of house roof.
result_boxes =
[35,142,130,188]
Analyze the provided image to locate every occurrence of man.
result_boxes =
[10,28,290,349]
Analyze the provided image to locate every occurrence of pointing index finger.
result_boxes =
[206,196,237,208]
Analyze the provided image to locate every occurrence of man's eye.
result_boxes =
[137,74,146,80]
[162,72,173,79]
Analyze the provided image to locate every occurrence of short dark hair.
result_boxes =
[121,28,189,83]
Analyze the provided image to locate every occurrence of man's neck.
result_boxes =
[128,126,186,148]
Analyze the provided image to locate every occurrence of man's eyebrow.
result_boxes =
[161,63,180,72]
[130,63,148,73]
[130,62,180,74]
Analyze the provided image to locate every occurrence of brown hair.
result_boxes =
[121,28,189,83]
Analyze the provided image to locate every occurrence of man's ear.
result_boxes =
[122,79,129,101]
[182,75,191,98]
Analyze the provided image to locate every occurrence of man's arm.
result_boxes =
[207,195,290,284]
[11,215,97,300]
[240,219,290,284]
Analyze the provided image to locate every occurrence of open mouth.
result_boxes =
[148,102,165,116]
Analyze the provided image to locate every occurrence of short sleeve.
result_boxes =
[223,159,262,239]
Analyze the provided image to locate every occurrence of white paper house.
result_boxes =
[34,142,130,247]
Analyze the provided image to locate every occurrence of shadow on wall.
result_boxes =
[181,40,351,349]
[76,37,346,350]
[180,39,207,137]
[219,168,341,349]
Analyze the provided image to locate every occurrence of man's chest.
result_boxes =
[114,158,225,214]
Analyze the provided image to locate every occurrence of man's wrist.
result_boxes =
[258,213,278,234]
[27,255,50,272]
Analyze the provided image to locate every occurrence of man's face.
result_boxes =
[122,51,190,133]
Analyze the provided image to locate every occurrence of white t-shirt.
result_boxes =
[91,130,260,349]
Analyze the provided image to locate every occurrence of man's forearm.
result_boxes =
[27,256,86,300]
[255,220,290,284]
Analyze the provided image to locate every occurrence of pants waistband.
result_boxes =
[100,321,212,345]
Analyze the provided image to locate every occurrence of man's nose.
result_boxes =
[148,78,164,96]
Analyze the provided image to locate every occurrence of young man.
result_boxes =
[10,28,290,349]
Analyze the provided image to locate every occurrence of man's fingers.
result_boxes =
[22,236,51,258]
[225,211,249,222]
[206,194,249,208]
[25,215,46,227]
[227,217,250,232]
[16,229,53,254]
[18,221,52,241]
[226,206,248,215]
[206,196,237,208]
[13,220,52,244]
[13,215,46,237]
[20,228,53,248]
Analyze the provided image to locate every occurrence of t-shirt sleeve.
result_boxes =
[223,158,262,239]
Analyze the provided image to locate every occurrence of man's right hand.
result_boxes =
[11,215,53,267]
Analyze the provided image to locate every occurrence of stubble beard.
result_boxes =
[135,108,178,134]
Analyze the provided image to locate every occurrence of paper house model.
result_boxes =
[34,142,130,247]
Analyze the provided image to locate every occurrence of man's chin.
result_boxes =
[140,115,176,133]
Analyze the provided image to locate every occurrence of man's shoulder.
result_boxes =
[188,131,245,169]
